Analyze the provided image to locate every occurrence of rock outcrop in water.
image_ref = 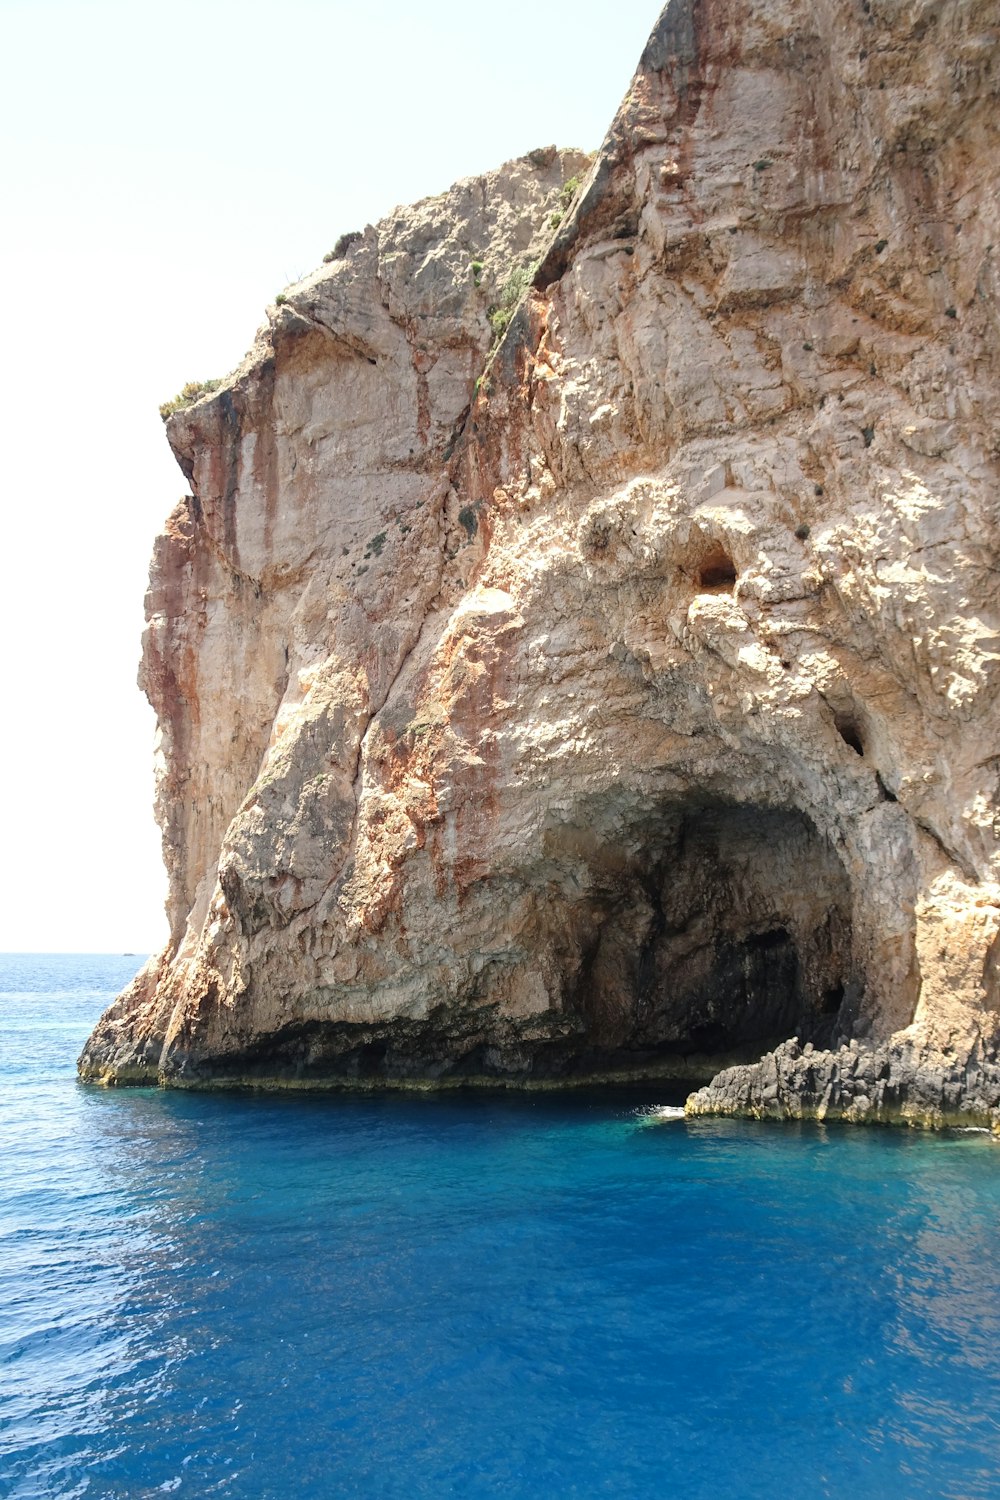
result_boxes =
[82,0,1000,1127]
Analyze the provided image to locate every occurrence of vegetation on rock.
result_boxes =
[159,379,222,420]
[323,230,363,264]
[488,264,535,343]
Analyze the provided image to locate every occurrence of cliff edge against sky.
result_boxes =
[81,0,1000,1126]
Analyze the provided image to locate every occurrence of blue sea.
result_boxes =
[3,955,1000,1498]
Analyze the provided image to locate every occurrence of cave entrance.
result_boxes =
[695,545,738,592]
[566,802,856,1071]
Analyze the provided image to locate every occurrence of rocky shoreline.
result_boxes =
[81,1013,1000,1131]
[686,1036,1000,1131]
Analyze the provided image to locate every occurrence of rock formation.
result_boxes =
[81,0,1000,1127]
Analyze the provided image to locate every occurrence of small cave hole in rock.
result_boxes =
[696,545,737,591]
[834,713,865,756]
[547,800,858,1082]
[822,983,845,1015]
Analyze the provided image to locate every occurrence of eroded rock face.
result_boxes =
[82,0,1000,1124]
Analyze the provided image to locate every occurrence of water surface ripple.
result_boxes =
[2,955,1000,1498]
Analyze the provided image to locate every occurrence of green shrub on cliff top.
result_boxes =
[323,229,363,263]
[159,378,222,420]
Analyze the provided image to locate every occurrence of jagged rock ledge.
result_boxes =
[685,1037,1000,1131]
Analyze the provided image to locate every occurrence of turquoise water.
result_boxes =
[3,956,1000,1498]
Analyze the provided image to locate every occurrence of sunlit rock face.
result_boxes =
[82,0,1000,1125]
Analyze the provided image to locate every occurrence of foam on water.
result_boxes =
[3,955,1000,1499]
[638,1104,688,1122]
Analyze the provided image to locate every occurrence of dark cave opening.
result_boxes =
[834,712,865,756]
[822,983,845,1014]
[696,545,738,591]
[557,801,857,1072]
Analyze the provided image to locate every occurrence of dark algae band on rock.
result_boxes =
[82,0,1000,1128]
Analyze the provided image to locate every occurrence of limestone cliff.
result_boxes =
[82,0,1000,1127]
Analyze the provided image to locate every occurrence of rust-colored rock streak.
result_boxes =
[81,0,1000,1127]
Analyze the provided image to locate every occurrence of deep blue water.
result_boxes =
[3,957,1000,1498]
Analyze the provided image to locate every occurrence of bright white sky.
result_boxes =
[0,0,661,953]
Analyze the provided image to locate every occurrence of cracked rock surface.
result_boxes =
[81,0,1000,1125]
